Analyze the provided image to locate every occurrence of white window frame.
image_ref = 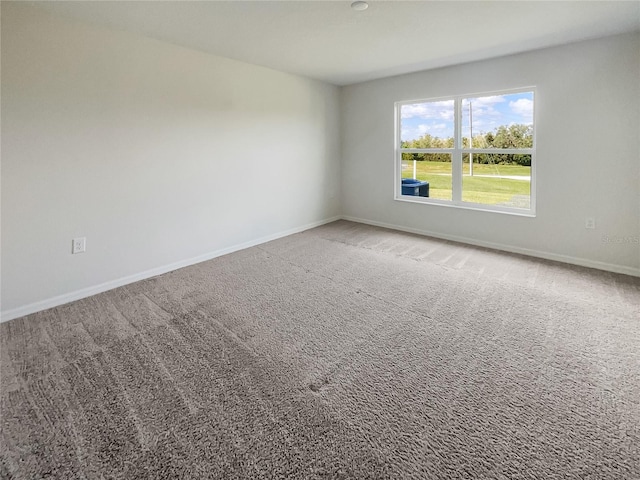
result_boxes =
[394,87,536,216]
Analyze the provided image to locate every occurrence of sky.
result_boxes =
[401,91,534,143]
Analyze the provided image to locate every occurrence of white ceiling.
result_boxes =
[29,0,640,86]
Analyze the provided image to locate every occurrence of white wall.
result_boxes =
[1,4,341,317]
[341,33,640,276]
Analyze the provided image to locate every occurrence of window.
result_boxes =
[396,89,535,215]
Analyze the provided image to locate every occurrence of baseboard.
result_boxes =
[0,216,342,323]
[341,215,640,278]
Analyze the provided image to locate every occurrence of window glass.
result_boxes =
[400,100,455,145]
[462,154,531,208]
[402,153,452,201]
[461,92,534,149]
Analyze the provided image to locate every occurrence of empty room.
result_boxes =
[1,1,639,478]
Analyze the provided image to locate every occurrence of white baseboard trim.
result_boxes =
[341,215,640,278]
[0,216,341,323]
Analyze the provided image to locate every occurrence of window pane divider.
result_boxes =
[461,148,534,155]
[452,98,462,202]
[401,148,454,154]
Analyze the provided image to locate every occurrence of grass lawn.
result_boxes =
[402,161,531,207]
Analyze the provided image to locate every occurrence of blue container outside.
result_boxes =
[401,179,429,197]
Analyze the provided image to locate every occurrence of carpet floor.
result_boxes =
[1,220,639,479]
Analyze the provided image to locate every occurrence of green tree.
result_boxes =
[403,125,532,165]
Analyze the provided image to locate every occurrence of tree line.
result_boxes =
[402,124,533,166]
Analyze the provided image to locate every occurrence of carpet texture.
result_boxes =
[1,220,639,479]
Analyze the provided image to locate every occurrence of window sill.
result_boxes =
[394,195,536,217]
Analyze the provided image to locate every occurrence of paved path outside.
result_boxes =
[470,174,530,181]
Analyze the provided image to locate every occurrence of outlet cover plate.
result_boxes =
[72,237,86,254]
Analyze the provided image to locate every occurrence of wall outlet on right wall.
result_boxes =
[72,237,86,254]
[585,217,596,229]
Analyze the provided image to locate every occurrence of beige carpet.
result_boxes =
[2,220,639,479]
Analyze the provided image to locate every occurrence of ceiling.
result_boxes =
[28,0,640,86]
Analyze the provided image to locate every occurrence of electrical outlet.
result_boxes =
[72,237,86,254]
[585,217,596,229]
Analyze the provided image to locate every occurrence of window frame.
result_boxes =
[394,87,536,216]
